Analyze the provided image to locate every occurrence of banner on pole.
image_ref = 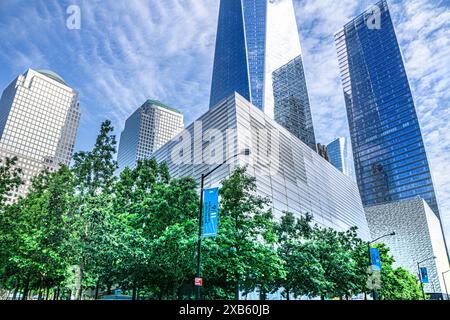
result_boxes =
[420,267,429,284]
[370,248,382,271]
[203,188,219,238]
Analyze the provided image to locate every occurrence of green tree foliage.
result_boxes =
[113,159,198,300]
[0,120,424,301]
[0,167,74,300]
[375,243,423,300]
[0,157,22,206]
[70,120,118,300]
[202,166,285,300]
[275,212,326,299]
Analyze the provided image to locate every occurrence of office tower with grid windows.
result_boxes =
[327,137,355,181]
[0,68,81,200]
[335,0,441,218]
[209,0,314,128]
[117,100,184,171]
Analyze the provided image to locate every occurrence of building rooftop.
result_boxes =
[144,100,181,114]
[35,69,67,86]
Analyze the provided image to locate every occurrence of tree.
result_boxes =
[70,120,118,300]
[113,159,199,300]
[275,212,327,299]
[0,167,74,300]
[374,243,422,300]
[202,166,285,300]
[0,157,22,206]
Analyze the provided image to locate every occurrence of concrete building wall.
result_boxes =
[153,93,370,239]
[365,199,449,295]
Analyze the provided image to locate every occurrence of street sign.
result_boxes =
[420,267,429,284]
[195,278,203,287]
[370,248,382,271]
[203,188,219,238]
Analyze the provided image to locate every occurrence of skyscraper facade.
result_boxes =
[335,0,440,217]
[209,0,309,122]
[117,100,184,171]
[273,55,316,150]
[327,137,355,180]
[0,68,81,200]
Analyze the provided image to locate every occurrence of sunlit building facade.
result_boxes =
[153,93,370,240]
[0,68,81,200]
[273,55,316,150]
[117,100,184,171]
[209,0,311,123]
[335,0,440,217]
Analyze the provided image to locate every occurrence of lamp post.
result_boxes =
[443,270,450,300]
[368,232,396,300]
[417,256,436,300]
[195,148,251,300]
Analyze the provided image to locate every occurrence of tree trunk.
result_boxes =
[76,262,84,300]
[38,287,43,300]
[95,279,100,300]
[132,280,137,301]
[235,281,240,300]
[45,288,50,300]
[22,274,30,301]
[12,279,19,300]
[286,289,290,301]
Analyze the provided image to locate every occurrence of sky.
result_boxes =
[0,0,449,241]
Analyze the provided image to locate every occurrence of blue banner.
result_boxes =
[370,248,382,271]
[203,188,219,238]
[420,267,429,284]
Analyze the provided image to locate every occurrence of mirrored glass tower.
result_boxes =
[335,0,440,218]
[209,0,312,125]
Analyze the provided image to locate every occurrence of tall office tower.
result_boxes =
[335,0,441,217]
[0,68,81,200]
[273,56,316,150]
[117,100,184,171]
[209,0,311,123]
[327,137,355,180]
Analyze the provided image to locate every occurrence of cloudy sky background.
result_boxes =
[0,0,449,241]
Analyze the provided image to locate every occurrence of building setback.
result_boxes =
[0,69,81,201]
[273,55,317,150]
[335,0,441,219]
[327,137,355,181]
[153,93,370,240]
[365,199,449,298]
[117,100,184,171]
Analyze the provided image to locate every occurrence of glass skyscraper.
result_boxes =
[117,100,184,171]
[335,0,440,217]
[0,68,81,201]
[273,55,316,150]
[327,137,355,181]
[209,0,312,124]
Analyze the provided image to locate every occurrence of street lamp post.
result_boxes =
[195,149,251,300]
[368,232,396,300]
[417,256,436,300]
[442,270,450,300]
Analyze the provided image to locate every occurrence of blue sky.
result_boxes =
[0,0,449,240]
